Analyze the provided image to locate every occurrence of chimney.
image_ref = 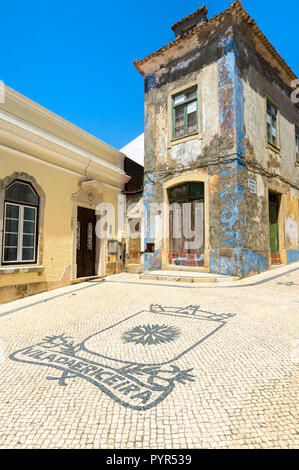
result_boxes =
[171,5,208,39]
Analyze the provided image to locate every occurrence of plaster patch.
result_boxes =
[285,218,298,247]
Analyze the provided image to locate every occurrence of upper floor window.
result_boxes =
[267,100,278,147]
[172,87,198,139]
[296,126,299,163]
[3,181,39,264]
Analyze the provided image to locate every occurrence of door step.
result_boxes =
[140,270,237,283]
[271,253,281,265]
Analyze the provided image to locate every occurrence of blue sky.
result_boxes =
[1,0,298,150]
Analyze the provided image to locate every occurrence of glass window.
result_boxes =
[77,221,81,250]
[5,181,38,206]
[267,100,278,147]
[168,182,204,204]
[2,181,38,264]
[173,87,198,139]
[87,222,93,251]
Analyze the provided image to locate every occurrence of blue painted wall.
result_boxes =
[143,172,162,271]
[210,33,269,278]
[286,250,299,264]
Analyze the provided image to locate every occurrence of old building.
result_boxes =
[134,1,299,277]
[0,85,129,303]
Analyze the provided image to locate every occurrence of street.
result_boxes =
[0,264,298,449]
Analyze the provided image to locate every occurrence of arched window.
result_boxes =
[3,180,39,264]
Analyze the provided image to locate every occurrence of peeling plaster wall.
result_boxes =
[238,26,299,265]
[142,17,299,275]
[143,21,232,272]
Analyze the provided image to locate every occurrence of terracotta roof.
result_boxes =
[134,0,297,82]
[171,5,208,32]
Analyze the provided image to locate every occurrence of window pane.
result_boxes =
[4,247,17,262]
[22,248,34,261]
[187,101,197,134]
[5,218,19,233]
[23,221,35,234]
[267,102,278,145]
[185,88,196,100]
[187,101,196,114]
[6,204,19,219]
[168,184,189,203]
[23,234,35,248]
[3,202,38,264]
[174,106,185,138]
[24,207,36,221]
[187,113,196,134]
[267,102,272,113]
[4,233,18,247]
[267,123,271,139]
[77,221,81,250]
[87,223,93,251]
[189,182,204,198]
[174,93,185,105]
[5,181,38,205]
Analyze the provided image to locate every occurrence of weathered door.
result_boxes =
[168,182,205,267]
[76,207,96,278]
[269,197,279,254]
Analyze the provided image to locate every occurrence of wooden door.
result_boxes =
[168,199,204,267]
[269,197,279,254]
[76,207,96,278]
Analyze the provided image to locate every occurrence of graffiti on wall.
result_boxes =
[10,304,235,410]
[168,252,204,267]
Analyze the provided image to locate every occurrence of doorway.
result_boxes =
[168,182,205,267]
[269,192,281,264]
[76,206,96,278]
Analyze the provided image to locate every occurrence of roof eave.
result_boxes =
[134,0,297,82]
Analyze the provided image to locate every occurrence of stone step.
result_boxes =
[140,270,237,283]
[271,253,281,265]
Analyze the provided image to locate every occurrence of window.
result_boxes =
[3,181,39,264]
[296,126,299,163]
[145,243,155,253]
[168,182,204,203]
[87,222,93,251]
[77,221,81,250]
[267,100,278,147]
[172,87,198,139]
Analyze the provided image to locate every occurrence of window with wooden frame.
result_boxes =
[295,126,299,163]
[2,180,39,264]
[172,87,198,139]
[267,100,279,147]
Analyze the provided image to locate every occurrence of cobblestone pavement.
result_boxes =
[0,263,298,449]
